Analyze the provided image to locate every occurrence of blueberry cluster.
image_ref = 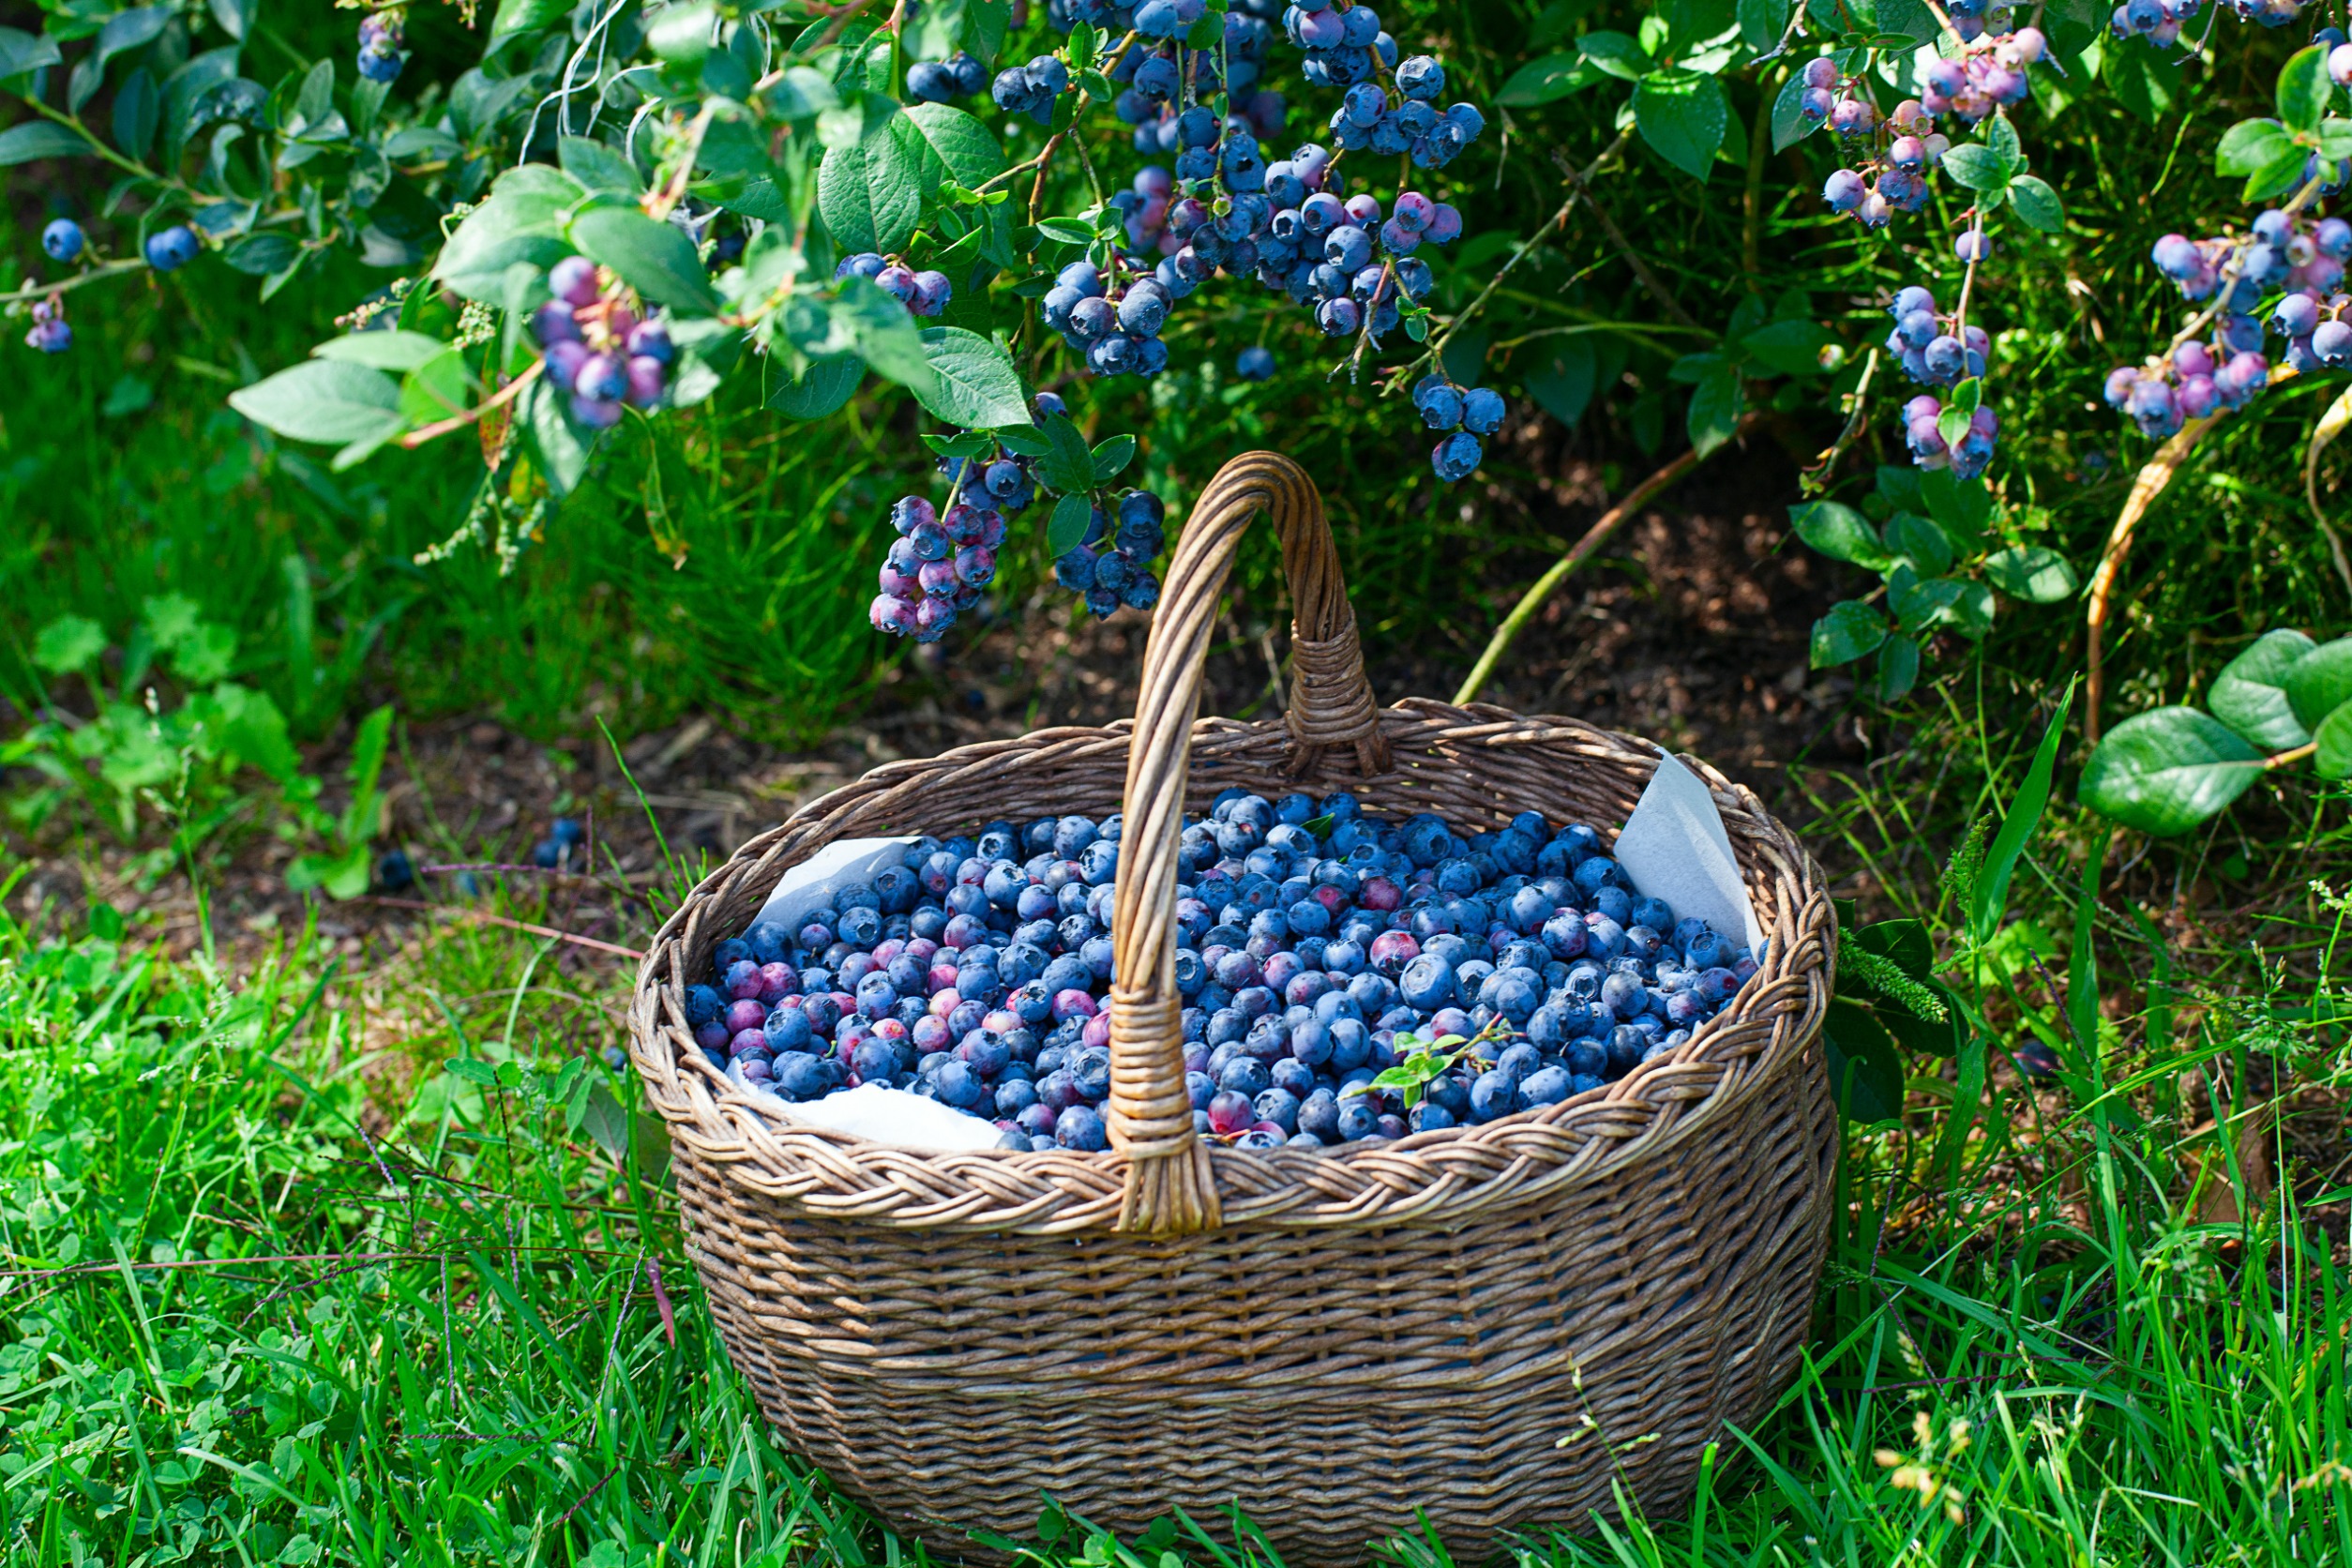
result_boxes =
[1917,30,2041,119]
[533,254,674,430]
[42,219,83,264]
[687,792,1758,1153]
[907,51,988,103]
[356,9,404,85]
[1412,374,1502,482]
[1882,285,1988,389]
[24,297,69,354]
[1898,393,1998,477]
[1042,254,1175,378]
[1816,83,1947,231]
[869,492,1005,641]
[2115,0,2303,46]
[1053,488,1167,617]
[990,54,1074,126]
[834,251,955,316]
[2103,335,2269,438]
[1324,57,1485,171]
[143,224,198,273]
[1108,7,1289,150]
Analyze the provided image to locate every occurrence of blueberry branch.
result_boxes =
[19,95,166,187]
[396,359,545,450]
[0,258,150,309]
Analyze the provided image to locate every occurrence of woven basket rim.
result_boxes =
[626,697,1834,1233]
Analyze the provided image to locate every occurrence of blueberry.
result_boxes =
[41,219,84,264]
[143,225,199,272]
[1236,344,1276,380]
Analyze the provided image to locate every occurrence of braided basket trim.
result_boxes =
[626,699,1834,1236]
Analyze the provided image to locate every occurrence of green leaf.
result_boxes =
[1576,30,1654,79]
[994,425,1051,458]
[2209,628,2317,750]
[912,326,1029,427]
[228,360,405,445]
[398,348,473,426]
[817,118,924,255]
[96,7,169,70]
[2279,43,2334,133]
[1038,414,1097,492]
[1091,433,1137,482]
[432,165,581,303]
[1741,318,1832,377]
[1048,492,1094,554]
[1496,53,1589,105]
[1891,569,1964,631]
[1877,632,1920,701]
[832,276,934,388]
[1983,545,2078,604]
[569,205,722,314]
[224,232,297,277]
[1973,678,2073,942]
[113,67,159,162]
[1526,336,1598,425]
[1822,1000,1907,1123]
[1788,501,1891,569]
[1811,600,1887,668]
[1686,364,1741,457]
[2284,636,2352,731]
[2314,700,2352,779]
[1950,580,1996,640]
[33,615,107,676]
[1938,142,2012,192]
[1034,216,1095,245]
[1634,68,1728,180]
[313,331,451,372]
[1771,72,1820,152]
[1887,511,1953,576]
[1738,0,1790,50]
[0,121,93,165]
[2079,705,2264,837]
[490,0,577,50]
[1918,467,1990,548]
[559,135,641,196]
[2217,116,2294,174]
[0,27,64,81]
[897,101,1005,187]
[768,354,865,419]
[521,379,595,498]
[2009,174,2064,234]
[2248,143,2313,203]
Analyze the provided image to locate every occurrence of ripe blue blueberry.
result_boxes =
[144,225,199,272]
[41,219,84,264]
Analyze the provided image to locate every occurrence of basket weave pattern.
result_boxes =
[628,454,1839,1561]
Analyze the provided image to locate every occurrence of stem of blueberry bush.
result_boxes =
[0,258,149,309]
[1559,150,1702,331]
[398,359,546,451]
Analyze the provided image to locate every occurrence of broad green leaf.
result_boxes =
[1496,53,1589,105]
[2316,699,2352,779]
[1686,363,1741,457]
[96,7,169,70]
[1738,0,1790,50]
[2217,116,2293,174]
[113,67,159,161]
[2080,706,2264,836]
[1938,143,2010,192]
[1950,580,1996,639]
[33,615,107,675]
[0,27,64,80]
[1918,467,1990,548]
[1048,492,1094,554]
[1972,678,2073,943]
[224,232,297,276]
[569,205,721,313]
[491,0,577,50]
[1856,918,1935,981]
[398,348,473,426]
[1577,30,1654,79]
[768,354,864,419]
[2209,627,2316,749]
[1741,318,1833,376]
[2249,143,2313,203]
[1889,567,1963,630]
[1038,414,1097,493]
[0,121,92,165]
[1092,433,1137,481]
[1526,336,1598,424]
[912,326,1029,427]
[559,135,641,196]
[2009,174,2064,233]
[831,276,933,387]
[1771,72,1820,152]
[898,101,1005,187]
[314,331,450,372]
[432,165,581,302]
[228,360,404,445]
[1811,599,1887,668]
[1034,216,1095,245]
[2284,635,2352,731]
[1634,68,1727,180]
[1789,502,1891,569]
[522,378,595,497]
[818,119,924,254]
[2279,43,2334,133]
[1983,545,2077,604]
[2105,33,2174,124]
[1887,511,1952,576]
[1823,1000,1907,1123]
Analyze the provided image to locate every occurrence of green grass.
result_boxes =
[5,777,2346,1566]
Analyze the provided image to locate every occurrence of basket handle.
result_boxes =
[1105,451,1391,1235]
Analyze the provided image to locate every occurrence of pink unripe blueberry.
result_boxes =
[550,255,600,308]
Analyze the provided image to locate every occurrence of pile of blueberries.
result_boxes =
[2100,207,2349,439]
[834,251,955,317]
[1412,375,1504,482]
[532,255,676,430]
[1884,284,1998,478]
[685,791,1759,1153]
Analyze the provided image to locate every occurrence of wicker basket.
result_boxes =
[627,452,1839,1564]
